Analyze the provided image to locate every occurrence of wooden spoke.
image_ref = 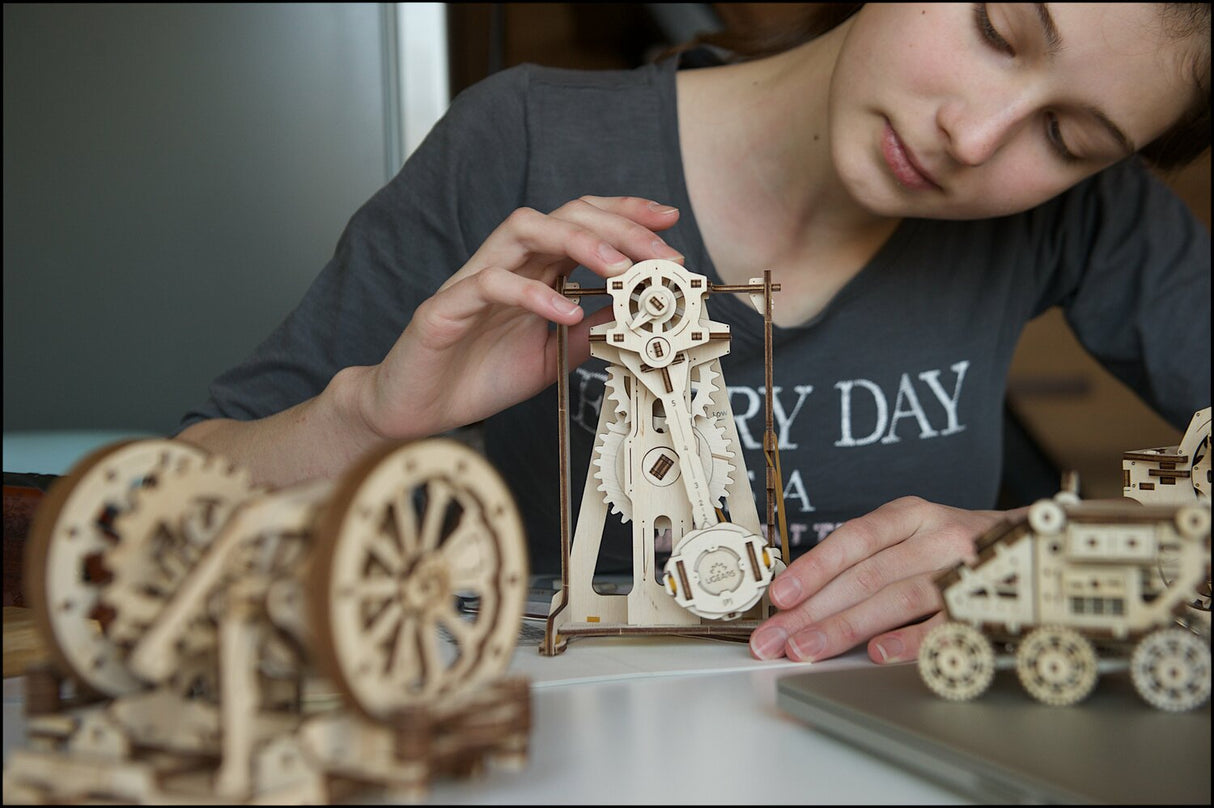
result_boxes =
[310,438,527,720]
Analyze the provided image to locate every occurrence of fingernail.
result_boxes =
[874,636,905,664]
[750,625,788,659]
[788,629,825,661]
[555,296,581,316]
[648,201,678,214]
[598,243,631,271]
[651,239,684,260]
[769,574,801,606]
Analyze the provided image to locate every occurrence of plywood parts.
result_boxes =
[4,437,532,804]
[919,428,1212,711]
[1123,406,1211,505]
[544,260,789,655]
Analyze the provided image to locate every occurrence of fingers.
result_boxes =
[749,497,1003,663]
[466,196,685,286]
[784,572,944,662]
[417,267,585,352]
[867,610,949,665]
[564,303,618,366]
[750,571,944,662]
[769,497,938,612]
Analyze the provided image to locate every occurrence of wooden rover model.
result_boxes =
[543,259,789,654]
[3,437,531,804]
[918,478,1211,711]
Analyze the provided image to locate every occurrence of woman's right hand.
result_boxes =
[350,195,686,443]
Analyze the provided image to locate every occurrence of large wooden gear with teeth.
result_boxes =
[544,259,791,654]
[24,439,259,699]
[6,437,532,804]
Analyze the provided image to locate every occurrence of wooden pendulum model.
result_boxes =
[544,259,790,654]
[4,436,532,804]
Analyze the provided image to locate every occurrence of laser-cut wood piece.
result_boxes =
[4,437,531,804]
[918,474,1211,711]
[544,260,788,654]
[1123,406,1211,504]
[23,438,258,699]
[1123,405,1213,632]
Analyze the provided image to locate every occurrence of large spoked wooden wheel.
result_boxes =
[918,622,996,701]
[24,439,211,697]
[1016,626,1099,706]
[310,438,528,721]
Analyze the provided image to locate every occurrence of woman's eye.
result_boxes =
[973,4,1014,56]
[1046,113,1079,164]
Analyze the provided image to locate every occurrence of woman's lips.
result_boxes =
[882,122,940,191]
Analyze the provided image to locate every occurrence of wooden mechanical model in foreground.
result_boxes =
[3,437,531,804]
[918,407,1213,712]
[543,259,790,654]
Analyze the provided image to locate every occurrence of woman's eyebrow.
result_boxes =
[1033,3,1062,53]
[1037,3,1136,156]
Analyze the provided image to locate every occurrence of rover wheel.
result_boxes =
[1130,628,1212,712]
[918,622,996,701]
[1174,504,1211,540]
[25,439,211,696]
[1016,626,1098,706]
[310,438,528,721]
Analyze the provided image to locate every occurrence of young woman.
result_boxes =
[177,4,1211,666]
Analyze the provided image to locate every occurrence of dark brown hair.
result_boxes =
[1140,3,1211,171]
[673,3,1210,171]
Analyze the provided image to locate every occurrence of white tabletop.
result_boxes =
[4,630,968,804]
[424,639,970,805]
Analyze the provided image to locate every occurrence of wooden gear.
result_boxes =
[544,259,789,654]
[4,437,532,804]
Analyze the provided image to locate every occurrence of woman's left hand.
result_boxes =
[748,496,1024,664]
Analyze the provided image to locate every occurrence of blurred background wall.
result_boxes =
[4,3,419,435]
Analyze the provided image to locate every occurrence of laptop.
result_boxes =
[776,661,1211,804]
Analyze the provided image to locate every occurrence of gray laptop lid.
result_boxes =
[776,662,1210,804]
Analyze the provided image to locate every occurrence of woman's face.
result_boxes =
[829,3,1203,219]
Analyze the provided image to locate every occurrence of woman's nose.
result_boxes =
[936,92,1034,167]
